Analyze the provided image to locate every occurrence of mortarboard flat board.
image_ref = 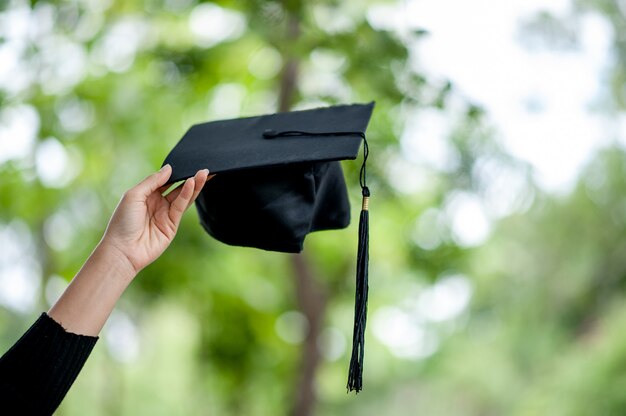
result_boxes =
[163,102,374,181]
[162,101,375,393]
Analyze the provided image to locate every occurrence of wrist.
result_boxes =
[47,240,137,337]
[92,240,138,282]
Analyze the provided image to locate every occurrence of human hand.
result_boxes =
[100,164,212,277]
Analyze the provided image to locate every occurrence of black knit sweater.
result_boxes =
[0,313,99,415]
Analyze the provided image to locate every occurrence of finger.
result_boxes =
[190,172,216,206]
[131,164,172,199]
[187,169,210,208]
[168,177,194,227]
[164,184,183,204]
[165,172,215,204]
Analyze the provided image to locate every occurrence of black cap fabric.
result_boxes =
[162,101,375,393]
[194,160,351,253]
[162,102,374,252]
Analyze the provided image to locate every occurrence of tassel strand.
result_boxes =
[347,186,370,393]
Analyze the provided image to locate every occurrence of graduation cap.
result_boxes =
[162,102,374,392]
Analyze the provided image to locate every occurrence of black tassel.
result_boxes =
[347,136,370,393]
[347,186,370,393]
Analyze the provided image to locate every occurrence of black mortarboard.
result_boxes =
[162,102,374,392]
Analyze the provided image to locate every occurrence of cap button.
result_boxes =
[263,129,277,138]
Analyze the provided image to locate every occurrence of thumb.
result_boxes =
[131,164,172,199]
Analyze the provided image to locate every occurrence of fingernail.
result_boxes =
[160,164,171,172]
[203,169,209,175]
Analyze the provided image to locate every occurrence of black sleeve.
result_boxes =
[0,312,99,415]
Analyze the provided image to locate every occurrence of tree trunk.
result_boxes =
[291,253,327,416]
[277,14,328,416]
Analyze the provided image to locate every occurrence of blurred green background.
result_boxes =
[2,0,626,414]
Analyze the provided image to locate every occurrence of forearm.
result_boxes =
[0,243,119,413]
[47,242,137,337]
